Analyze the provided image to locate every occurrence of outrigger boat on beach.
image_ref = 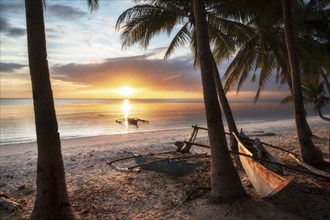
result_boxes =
[107,125,204,176]
[107,151,207,176]
[181,125,294,198]
[232,133,294,198]
[107,124,328,197]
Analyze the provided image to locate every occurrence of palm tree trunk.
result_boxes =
[321,71,330,94]
[272,50,313,136]
[282,0,323,164]
[25,0,76,219]
[211,58,242,168]
[193,0,246,199]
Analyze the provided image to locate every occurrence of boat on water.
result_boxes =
[233,133,294,198]
[115,117,149,125]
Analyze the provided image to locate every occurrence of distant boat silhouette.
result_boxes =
[116,118,149,125]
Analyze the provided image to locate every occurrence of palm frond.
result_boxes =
[280,96,293,105]
[254,55,274,101]
[116,4,181,49]
[190,27,199,68]
[88,0,99,12]
[164,22,191,59]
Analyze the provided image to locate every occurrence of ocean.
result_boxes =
[0,98,327,145]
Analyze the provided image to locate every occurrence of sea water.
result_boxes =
[0,98,327,145]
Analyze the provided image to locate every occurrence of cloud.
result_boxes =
[0,17,25,37]
[51,53,201,91]
[46,4,88,19]
[0,17,9,32]
[6,27,25,37]
[0,2,23,14]
[0,62,27,73]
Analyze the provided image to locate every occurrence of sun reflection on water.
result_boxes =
[123,99,130,129]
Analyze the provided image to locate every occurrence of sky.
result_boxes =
[0,0,290,100]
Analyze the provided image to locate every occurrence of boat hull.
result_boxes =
[234,134,293,198]
[134,156,198,176]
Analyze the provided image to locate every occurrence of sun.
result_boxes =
[117,86,135,96]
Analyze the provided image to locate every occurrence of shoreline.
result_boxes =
[1,117,329,219]
[1,115,327,149]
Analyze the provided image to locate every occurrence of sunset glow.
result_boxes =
[117,87,135,97]
[0,1,291,100]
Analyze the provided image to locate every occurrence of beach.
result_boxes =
[1,117,329,219]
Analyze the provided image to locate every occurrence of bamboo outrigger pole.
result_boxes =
[183,140,330,179]
[192,125,299,157]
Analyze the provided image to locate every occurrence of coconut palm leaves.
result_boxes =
[116,3,185,49]
[116,0,248,63]
[224,33,285,101]
[302,82,330,121]
[281,81,330,121]
[223,0,329,101]
[223,0,289,101]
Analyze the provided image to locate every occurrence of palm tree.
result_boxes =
[302,82,330,121]
[222,0,288,99]
[282,0,323,164]
[222,0,330,142]
[25,0,98,218]
[116,0,246,198]
[192,0,246,199]
[281,81,330,121]
[116,0,248,166]
[25,1,76,218]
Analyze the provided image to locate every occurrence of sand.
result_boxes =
[0,117,329,219]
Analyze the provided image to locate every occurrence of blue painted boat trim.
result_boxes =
[134,156,198,176]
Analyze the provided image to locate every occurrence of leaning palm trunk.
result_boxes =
[211,57,242,168]
[25,0,76,219]
[282,0,323,164]
[273,51,313,136]
[193,0,246,199]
